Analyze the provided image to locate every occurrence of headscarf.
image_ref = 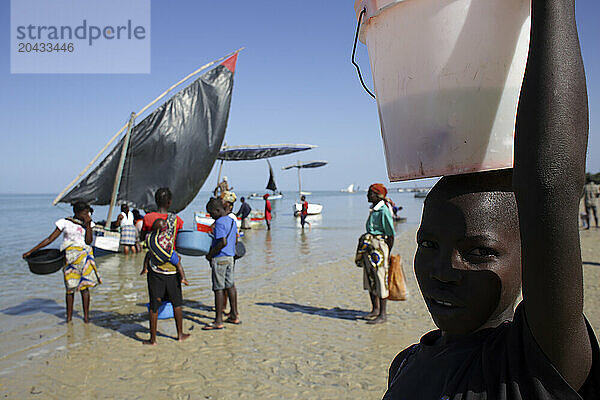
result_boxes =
[369,183,388,199]
[263,194,270,200]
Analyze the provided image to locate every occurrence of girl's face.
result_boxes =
[75,209,91,221]
[415,191,522,341]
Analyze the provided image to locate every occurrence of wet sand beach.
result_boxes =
[2,227,600,399]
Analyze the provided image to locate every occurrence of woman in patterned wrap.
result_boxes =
[355,183,395,324]
[23,201,101,323]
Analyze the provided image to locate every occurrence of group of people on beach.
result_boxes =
[22,186,244,343]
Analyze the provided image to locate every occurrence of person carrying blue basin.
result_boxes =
[23,201,101,323]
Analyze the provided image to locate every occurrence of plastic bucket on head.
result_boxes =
[354,0,531,180]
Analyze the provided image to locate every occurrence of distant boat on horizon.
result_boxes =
[341,184,360,193]
[414,189,429,198]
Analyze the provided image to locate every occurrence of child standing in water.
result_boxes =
[23,201,101,323]
[384,0,598,398]
[204,197,240,330]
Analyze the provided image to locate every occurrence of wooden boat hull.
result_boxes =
[92,227,120,257]
[194,211,264,232]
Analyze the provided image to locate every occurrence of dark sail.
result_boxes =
[282,161,328,170]
[59,55,238,212]
[218,144,315,161]
[266,160,277,191]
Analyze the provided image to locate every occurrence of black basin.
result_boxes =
[25,249,65,275]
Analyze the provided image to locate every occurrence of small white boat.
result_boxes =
[295,213,322,227]
[248,192,283,200]
[293,203,323,216]
[341,184,360,193]
[414,190,429,198]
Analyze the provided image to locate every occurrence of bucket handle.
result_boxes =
[352,8,376,99]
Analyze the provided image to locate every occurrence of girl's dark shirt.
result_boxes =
[384,304,600,400]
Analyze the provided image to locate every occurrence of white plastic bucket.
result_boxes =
[355,0,531,181]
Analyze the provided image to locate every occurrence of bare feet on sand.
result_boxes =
[366,316,387,324]
[178,333,191,342]
[364,311,379,320]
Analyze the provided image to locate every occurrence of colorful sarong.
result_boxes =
[120,225,137,245]
[63,242,100,294]
[355,233,390,298]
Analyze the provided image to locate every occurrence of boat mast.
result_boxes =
[216,159,224,187]
[297,160,302,198]
[105,112,136,228]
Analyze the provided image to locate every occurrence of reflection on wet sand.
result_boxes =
[264,230,273,264]
[299,230,310,255]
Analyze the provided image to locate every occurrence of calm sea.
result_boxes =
[0,191,425,370]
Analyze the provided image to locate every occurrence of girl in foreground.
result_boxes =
[384,0,598,398]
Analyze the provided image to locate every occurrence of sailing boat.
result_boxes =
[214,143,316,201]
[282,160,328,215]
[341,183,360,193]
[247,160,281,200]
[53,50,241,255]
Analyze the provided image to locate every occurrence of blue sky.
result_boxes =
[1,1,599,194]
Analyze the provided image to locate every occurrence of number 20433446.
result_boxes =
[17,42,74,53]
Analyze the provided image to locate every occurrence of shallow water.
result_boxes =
[0,191,426,368]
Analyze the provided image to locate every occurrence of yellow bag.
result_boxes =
[387,254,407,301]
